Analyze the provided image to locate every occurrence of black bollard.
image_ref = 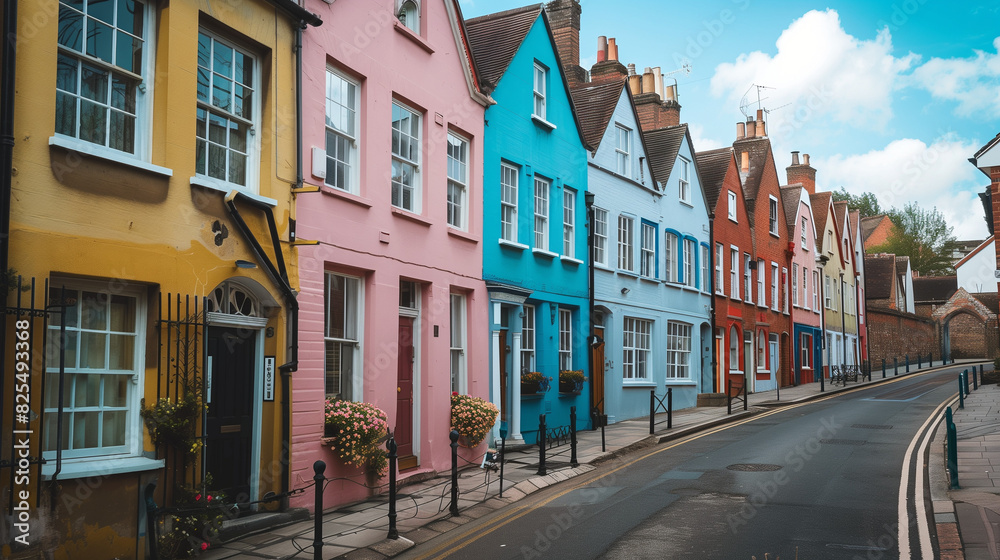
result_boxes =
[313,461,326,560]
[570,406,579,468]
[649,390,655,435]
[387,431,398,539]
[959,374,966,409]
[906,354,910,373]
[727,379,732,415]
[449,430,459,517]
[882,358,886,378]
[667,388,673,429]
[965,369,971,395]
[894,357,898,376]
[974,366,980,390]
[537,414,547,476]
[498,423,508,498]
[918,354,922,369]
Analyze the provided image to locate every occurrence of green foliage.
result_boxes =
[559,370,585,383]
[870,202,957,276]
[1,268,30,297]
[450,394,499,446]
[324,399,389,478]
[831,188,884,218]
[141,392,205,456]
[157,478,225,559]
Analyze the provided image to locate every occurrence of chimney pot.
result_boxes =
[746,117,756,139]
[627,63,636,76]
[608,38,618,61]
[641,69,656,98]
[741,151,749,173]
[791,151,800,166]
[597,36,607,63]
[756,108,764,121]
[736,121,746,140]
[803,154,810,166]
[755,118,766,137]
[628,74,641,95]
[653,67,663,98]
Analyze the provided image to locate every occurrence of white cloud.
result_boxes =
[910,37,1000,118]
[710,10,917,135]
[688,123,725,152]
[812,135,988,239]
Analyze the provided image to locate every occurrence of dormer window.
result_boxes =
[397,0,420,34]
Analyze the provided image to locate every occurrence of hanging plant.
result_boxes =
[324,398,389,478]
[142,391,205,456]
[450,394,499,446]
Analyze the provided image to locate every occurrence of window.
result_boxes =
[743,253,752,303]
[715,243,724,294]
[678,158,691,204]
[397,0,420,33]
[534,177,550,250]
[684,239,696,288]
[782,267,789,313]
[825,275,832,309]
[666,322,692,378]
[641,223,656,277]
[618,215,634,271]
[446,133,469,229]
[771,263,779,311]
[730,248,739,299]
[56,0,150,156]
[325,273,360,400]
[559,308,572,371]
[702,245,711,293]
[663,231,677,281]
[792,263,799,307]
[812,271,819,311]
[827,231,834,254]
[801,218,808,248]
[757,259,765,305]
[728,326,740,371]
[450,293,466,393]
[43,283,144,460]
[500,163,518,242]
[802,266,809,310]
[391,102,422,212]
[593,207,608,265]
[768,196,779,235]
[757,330,767,372]
[563,189,576,256]
[325,69,359,192]
[533,62,547,120]
[615,124,630,175]
[196,30,258,188]
[728,191,738,221]
[622,317,652,380]
[521,305,535,373]
[801,333,812,369]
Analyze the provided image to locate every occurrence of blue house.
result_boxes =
[466,5,591,443]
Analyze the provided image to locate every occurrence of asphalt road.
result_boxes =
[402,366,974,560]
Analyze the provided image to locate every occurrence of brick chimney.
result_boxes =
[589,36,627,84]
[662,81,681,127]
[786,151,817,194]
[545,0,586,85]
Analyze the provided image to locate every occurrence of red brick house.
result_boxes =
[861,215,896,251]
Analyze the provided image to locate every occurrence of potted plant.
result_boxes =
[559,370,585,394]
[156,479,224,559]
[324,399,389,481]
[521,371,551,394]
[451,394,499,447]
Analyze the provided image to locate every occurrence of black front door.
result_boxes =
[206,326,255,503]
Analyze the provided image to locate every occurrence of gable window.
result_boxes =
[325,69,359,193]
[196,30,258,189]
[666,321,692,378]
[391,101,422,212]
[615,124,630,176]
[533,62,547,120]
[520,305,535,373]
[771,263,779,311]
[768,196,779,235]
[728,191,738,221]
[618,215,634,272]
[534,177,550,250]
[684,239,696,288]
[730,247,739,299]
[678,158,691,204]
[397,0,420,33]
[791,263,799,307]
[801,217,808,248]
[563,189,576,256]
[663,231,677,281]
[450,293,466,393]
[622,317,651,380]
[827,231,834,254]
[559,308,573,370]
[500,163,518,242]
[757,259,765,305]
[715,243,724,294]
[43,282,145,460]
[325,273,361,400]
[743,253,752,304]
[702,245,711,293]
[641,223,656,277]
[446,133,469,229]
[56,0,151,157]
[593,207,608,266]
[825,275,832,309]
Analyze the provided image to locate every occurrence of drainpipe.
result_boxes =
[585,191,597,422]
[709,212,718,393]
[840,271,846,367]
[817,255,829,389]
[0,0,17,489]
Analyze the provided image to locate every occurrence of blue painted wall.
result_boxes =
[482,14,590,443]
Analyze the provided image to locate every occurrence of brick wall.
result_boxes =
[946,312,997,358]
[867,307,938,365]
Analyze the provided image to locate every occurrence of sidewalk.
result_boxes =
[200,360,968,560]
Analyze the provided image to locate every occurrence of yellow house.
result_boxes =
[812,192,859,374]
[2,0,320,558]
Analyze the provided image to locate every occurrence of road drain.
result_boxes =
[852,423,893,430]
[820,438,867,446]
[726,463,783,472]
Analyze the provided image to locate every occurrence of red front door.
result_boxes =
[396,317,415,460]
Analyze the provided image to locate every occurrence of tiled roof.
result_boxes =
[913,276,957,303]
[955,235,994,269]
[643,124,688,188]
[694,147,733,209]
[780,185,802,230]
[860,215,887,241]
[833,201,849,232]
[865,254,896,299]
[849,210,861,244]
[972,292,1000,315]
[570,80,625,154]
[810,191,832,252]
[732,136,772,202]
[465,4,542,92]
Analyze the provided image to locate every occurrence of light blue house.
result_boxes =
[466,5,591,443]
[573,77,713,423]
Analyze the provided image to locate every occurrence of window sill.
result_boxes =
[49,135,173,177]
[394,21,435,53]
[391,207,432,227]
[618,270,640,279]
[447,228,479,244]
[190,177,278,207]
[728,217,738,224]
[499,239,529,251]
[664,379,697,386]
[560,255,583,265]
[531,115,557,130]
[770,231,780,238]
[679,199,693,208]
[319,183,373,208]
[42,456,164,480]
[532,248,558,259]
[758,302,769,309]
[594,263,613,271]
[640,276,659,285]
[623,381,656,388]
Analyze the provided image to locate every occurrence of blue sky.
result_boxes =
[458,0,1000,240]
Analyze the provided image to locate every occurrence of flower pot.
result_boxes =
[559,380,582,394]
[324,424,338,438]
[521,381,540,395]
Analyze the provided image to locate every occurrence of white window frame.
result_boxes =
[768,196,779,235]
[730,247,739,299]
[534,176,550,250]
[391,100,422,212]
[666,321,692,379]
[563,188,576,256]
[325,272,362,400]
[397,0,420,34]
[684,238,696,288]
[593,207,608,266]
[622,317,652,381]
[446,132,469,230]
[521,305,535,373]
[812,271,820,311]
[729,325,740,372]
[324,67,360,193]
[757,330,768,372]
[450,293,467,394]
[801,333,812,369]
[715,243,724,295]
[615,124,630,176]
[559,308,573,371]
[757,259,766,306]
[701,244,711,293]
[743,253,753,304]
[792,262,799,307]
[533,62,547,120]
[678,157,691,204]
[641,223,656,278]
[825,275,832,309]
[618,215,635,272]
[728,190,738,221]
[500,163,518,242]
[771,263,779,311]
[802,266,809,311]
[782,267,789,313]
[801,217,808,248]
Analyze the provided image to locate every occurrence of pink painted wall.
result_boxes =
[791,199,822,330]
[291,0,490,509]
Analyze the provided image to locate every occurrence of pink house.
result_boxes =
[781,182,823,384]
[292,0,492,508]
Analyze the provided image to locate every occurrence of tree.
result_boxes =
[870,202,956,275]
[831,187,884,217]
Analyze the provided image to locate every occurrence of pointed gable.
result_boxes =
[695,147,734,209]
[465,5,543,92]
[643,124,688,189]
[810,191,833,252]
[732,136,773,202]
[780,185,803,230]
[865,254,896,299]
[570,80,626,154]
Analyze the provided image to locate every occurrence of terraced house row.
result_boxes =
[0,0,868,557]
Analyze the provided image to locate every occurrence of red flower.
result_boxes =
[200,542,209,551]
[195,494,202,501]
[207,495,213,502]
[452,392,459,396]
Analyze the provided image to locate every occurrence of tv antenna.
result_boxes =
[740,84,776,118]
[663,62,692,77]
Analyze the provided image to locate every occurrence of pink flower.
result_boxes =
[195,494,202,501]
[201,542,210,551]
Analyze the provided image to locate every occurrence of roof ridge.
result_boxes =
[465,3,542,25]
